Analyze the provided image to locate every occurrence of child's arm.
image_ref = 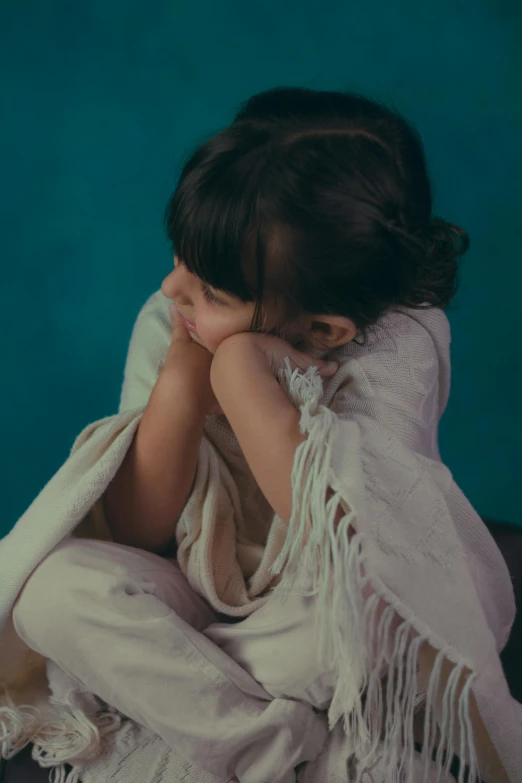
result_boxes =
[210,332,333,522]
[103,364,208,553]
[211,333,509,783]
[104,307,217,554]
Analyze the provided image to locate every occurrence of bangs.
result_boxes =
[164,132,271,305]
[163,127,304,336]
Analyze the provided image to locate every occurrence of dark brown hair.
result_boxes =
[164,86,469,337]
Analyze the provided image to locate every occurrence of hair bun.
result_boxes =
[398,217,470,310]
[427,217,470,261]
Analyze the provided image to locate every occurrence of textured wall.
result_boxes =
[1,0,521,534]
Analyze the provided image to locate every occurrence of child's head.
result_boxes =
[162,86,469,355]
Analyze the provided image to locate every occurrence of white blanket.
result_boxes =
[1,289,520,782]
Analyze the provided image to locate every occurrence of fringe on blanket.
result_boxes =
[0,678,124,782]
[0,360,482,783]
[270,358,481,783]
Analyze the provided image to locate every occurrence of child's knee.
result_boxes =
[12,538,109,654]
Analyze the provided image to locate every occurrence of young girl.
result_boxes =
[3,87,519,783]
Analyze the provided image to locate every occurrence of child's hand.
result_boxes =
[165,304,223,416]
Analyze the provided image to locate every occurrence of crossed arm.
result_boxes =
[210,336,509,783]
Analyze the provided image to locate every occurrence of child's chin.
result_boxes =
[190,332,212,352]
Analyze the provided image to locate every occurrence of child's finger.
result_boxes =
[291,349,338,376]
[169,303,191,343]
[318,360,339,376]
[169,302,179,321]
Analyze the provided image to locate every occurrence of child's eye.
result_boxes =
[202,285,226,306]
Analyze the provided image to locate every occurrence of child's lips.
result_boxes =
[181,314,197,332]
[171,302,200,337]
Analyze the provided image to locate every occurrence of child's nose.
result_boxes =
[161,266,183,296]
[162,269,195,308]
[161,273,174,297]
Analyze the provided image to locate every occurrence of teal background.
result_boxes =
[1,1,521,536]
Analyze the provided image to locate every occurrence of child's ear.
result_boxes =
[307,314,357,349]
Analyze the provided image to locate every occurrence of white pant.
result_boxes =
[12,538,332,783]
